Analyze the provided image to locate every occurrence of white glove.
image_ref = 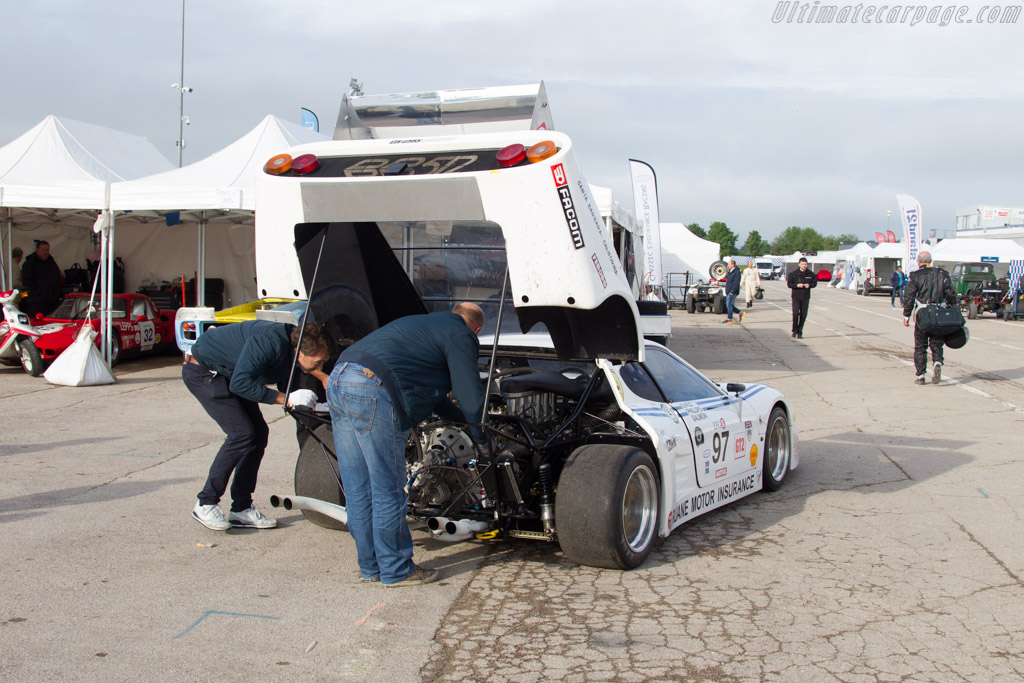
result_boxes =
[287,389,318,409]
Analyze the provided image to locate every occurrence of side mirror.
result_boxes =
[136,314,145,322]
[726,383,746,394]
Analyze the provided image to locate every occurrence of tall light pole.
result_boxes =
[173,0,191,167]
[886,209,891,232]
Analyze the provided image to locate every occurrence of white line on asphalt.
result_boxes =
[844,305,903,321]
[884,353,1024,414]
[969,336,1024,352]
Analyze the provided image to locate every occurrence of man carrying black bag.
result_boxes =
[903,250,958,385]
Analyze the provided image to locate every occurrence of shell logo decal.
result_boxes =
[750,444,758,467]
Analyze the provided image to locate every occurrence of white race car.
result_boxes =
[256,94,797,569]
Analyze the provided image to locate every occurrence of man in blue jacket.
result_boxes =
[890,264,907,308]
[327,302,486,587]
[723,259,744,324]
[184,320,332,530]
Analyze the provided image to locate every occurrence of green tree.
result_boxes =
[707,221,737,255]
[686,222,706,239]
[741,230,770,257]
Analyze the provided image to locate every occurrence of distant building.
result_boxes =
[955,205,1024,241]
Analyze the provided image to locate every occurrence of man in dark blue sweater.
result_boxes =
[723,259,744,324]
[184,320,332,530]
[327,302,486,587]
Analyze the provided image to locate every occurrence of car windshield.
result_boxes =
[48,297,127,320]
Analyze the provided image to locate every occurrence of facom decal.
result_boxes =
[750,444,758,467]
[715,467,728,479]
[551,163,585,250]
[694,427,704,445]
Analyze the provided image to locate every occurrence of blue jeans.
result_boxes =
[726,293,742,320]
[327,362,415,584]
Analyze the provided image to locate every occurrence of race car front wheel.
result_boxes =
[763,406,790,491]
[18,340,43,377]
[556,445,660,569]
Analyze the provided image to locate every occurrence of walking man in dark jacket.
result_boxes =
[184,320,332,530]
[722,259,744,324]
[327,302,486,587]
[20,241,64,317]
[903,251,957,384]
[787,257,817,338]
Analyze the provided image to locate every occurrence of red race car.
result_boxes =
[33,293,176,367]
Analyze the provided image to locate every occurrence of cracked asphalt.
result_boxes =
[2,280,1023,681]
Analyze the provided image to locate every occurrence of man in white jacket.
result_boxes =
[741,263,761,308]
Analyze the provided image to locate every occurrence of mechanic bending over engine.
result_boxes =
[184,320,333,531]
[327,302,487,587]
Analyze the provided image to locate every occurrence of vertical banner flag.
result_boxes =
[629,159,663,291]
[301,108,319,132]
[896,194,923,273]
[875,232,885,243]
[886,230,896,243]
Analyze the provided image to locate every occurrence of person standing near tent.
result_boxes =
[9,247,24,292]
[185,320,333,531]
[787,257,817,338]
[20,241,64,317]
[741,262,760,309]
[890,264,907,308]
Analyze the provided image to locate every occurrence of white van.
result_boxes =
[755,260,776,280]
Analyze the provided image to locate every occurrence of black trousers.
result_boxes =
[913,323,945,376]
[183,363,269,511]
[791,297,810,335]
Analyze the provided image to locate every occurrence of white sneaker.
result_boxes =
[193,502,231,531]
[227,506,277,529]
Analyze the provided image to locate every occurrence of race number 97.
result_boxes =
[711,430,730,463]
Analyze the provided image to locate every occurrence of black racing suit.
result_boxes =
[787,267,817,336]
[902,266,957,376]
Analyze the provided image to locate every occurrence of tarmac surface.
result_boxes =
[2,280,1023,682]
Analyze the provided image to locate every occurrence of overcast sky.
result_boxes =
[4,0,1023,243]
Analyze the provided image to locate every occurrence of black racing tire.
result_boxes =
[109,333,121,366]
[967,301,978,320]
[18,340,44,377]
[709,260,728,279]
[294,423,348,531]
[763,406,791,492]
[712,293,726,315]
[556,444,660,569]
[686,296,696,314]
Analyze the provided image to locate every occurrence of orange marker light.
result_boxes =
[526,141,557,163]
[264,154,292,175]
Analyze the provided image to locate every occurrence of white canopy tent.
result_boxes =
[928,238,1024,276]
[659,222,721,283]
[110,115,328,307]
[0,115,173,365]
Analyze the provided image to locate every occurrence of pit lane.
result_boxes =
[2,282,1022,681]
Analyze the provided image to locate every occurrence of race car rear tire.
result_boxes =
[18,340,43,377]
[294,423,348,531]
[712,293,726,315]
[763,406,790,492]
[556,444,659,569]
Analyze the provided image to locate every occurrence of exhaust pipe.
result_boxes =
[426,517,490,542]
[269,494,348,526]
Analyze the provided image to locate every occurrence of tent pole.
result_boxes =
[106,217,115,365]
[197,212,206,307]
[98,221,108,364]
[0,208,9,291]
